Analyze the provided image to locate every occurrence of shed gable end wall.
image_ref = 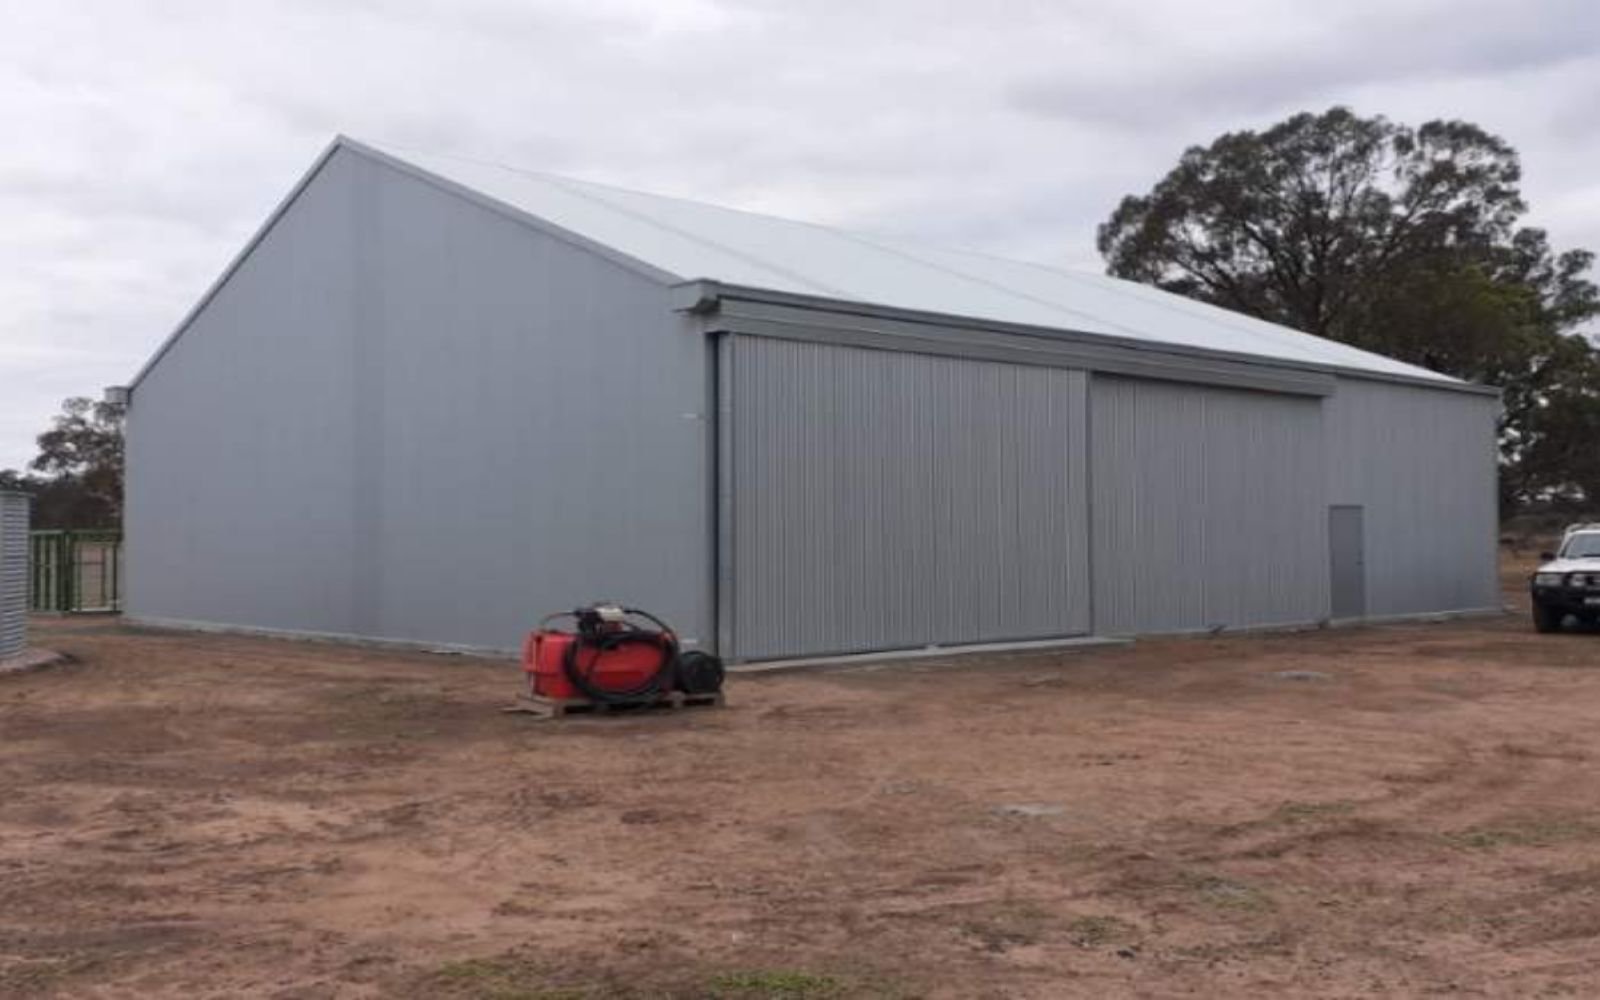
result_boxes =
[1325,378,1499,616]
[127,148,709,651]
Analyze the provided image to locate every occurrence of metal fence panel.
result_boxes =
[29,530,121,614]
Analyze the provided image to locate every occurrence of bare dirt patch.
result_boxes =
[5,571,1600,997]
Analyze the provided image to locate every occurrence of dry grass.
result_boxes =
[6,562,1600,996]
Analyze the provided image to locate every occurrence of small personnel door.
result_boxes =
[1329,505,1366,619]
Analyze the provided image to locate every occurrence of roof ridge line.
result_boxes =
[347,136,1461,387]
[359,138,1105,276]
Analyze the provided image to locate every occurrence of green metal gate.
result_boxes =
[29,530,122,614]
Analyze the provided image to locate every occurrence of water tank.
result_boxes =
[0,491,29,659]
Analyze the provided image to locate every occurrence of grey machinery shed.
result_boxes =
[122,137,1502,660]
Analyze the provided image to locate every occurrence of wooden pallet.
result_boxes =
[503,689,725,719]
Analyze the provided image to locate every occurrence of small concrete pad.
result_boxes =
[0,648,69,676]
[1271,669,1333,682]
[994,803,1066,819]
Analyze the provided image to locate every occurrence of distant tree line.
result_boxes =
[0,397,124,529]
[1098,107,1600,512]
[8,112,1596,531]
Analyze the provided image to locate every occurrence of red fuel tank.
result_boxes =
[522,628,670,700]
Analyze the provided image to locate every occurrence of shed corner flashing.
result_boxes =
[669,280,723,315]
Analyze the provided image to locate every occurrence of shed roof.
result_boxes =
[356,138,1460,386]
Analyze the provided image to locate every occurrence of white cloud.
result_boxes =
[3,0,1599,468]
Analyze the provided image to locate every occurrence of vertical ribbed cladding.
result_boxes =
[1089,376,1329,634]
[727,336,1090,661]
[1325,378,1500,615]
[123,148,711,653]
[0,492,29,658]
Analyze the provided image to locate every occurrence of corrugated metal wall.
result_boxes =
[1090,376,1329,634]
[126,148,710,652]
[726,336,1090,660]
[1325,377,1499,615]
[0,492,28,658]
[125,143,1500,657]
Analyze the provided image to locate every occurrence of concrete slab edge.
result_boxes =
[0,648,71,676]
[729,635,1131,675]
[1094,606,1511,643]
[124,615,517,661]
[128,604,1512,680]
[728,605,1511,676]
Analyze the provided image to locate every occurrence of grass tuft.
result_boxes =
[1182,873,1275,912]
[1065,914,1137,947]
[1272,800,1356,823]
[428,957,586,1000]
[1444,818,1597,850]
[435,958,511,981]
[708,969,847,999]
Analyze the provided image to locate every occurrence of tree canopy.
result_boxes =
[1097,107,1600,508]
[1,396,125,529]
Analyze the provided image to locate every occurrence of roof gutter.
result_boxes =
[671,279,1501,400]
[670,279,724,316]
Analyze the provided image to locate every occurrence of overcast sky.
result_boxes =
[3,0,1598,470]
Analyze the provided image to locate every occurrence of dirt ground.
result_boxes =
[5,554,1600,998]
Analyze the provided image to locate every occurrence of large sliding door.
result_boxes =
[722,336,1090,660]
[1090,375,1328,634]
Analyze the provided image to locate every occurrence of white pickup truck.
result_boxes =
[1530,524,1600,632]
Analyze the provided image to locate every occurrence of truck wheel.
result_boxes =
[1533,602,1563,634]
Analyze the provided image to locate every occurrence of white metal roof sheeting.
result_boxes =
[360,140,1460,385]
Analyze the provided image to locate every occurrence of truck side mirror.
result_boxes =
[1540,551,1556,562]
